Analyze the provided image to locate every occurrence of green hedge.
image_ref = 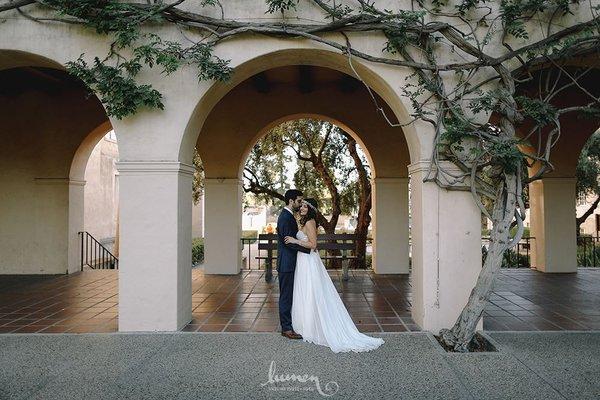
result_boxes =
[482,246,530,268]
[577,244,600,267]
[192,238,204,265]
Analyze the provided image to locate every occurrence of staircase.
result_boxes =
[78,231,119,271]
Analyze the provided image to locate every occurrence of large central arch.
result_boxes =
[181,47,422,165]
[109,39,482,334]
[194,64,412,276]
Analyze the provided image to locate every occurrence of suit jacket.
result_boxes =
[276,208,311,273]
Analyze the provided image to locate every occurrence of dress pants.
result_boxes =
[278,271,295,331]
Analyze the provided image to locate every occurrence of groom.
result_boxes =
[277,189,311,340]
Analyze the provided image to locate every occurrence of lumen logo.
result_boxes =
[259,360,340,397]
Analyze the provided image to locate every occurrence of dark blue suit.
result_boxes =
[277,208,310,331]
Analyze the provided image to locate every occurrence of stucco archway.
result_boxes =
[0,50,111,275]
[516,66,600,273]
[182,47,420,166]
[194,64,411,275]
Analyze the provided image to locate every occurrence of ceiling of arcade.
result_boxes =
[0,66,87,96]
[0,66,108,177]
[195,65,411,180]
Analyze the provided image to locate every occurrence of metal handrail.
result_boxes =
[481,236,535,268]
[577,235,600,267]
[78,231,119,271]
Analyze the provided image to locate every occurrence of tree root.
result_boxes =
[438,328,469,353]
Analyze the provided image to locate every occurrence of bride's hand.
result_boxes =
[284,236,297,244]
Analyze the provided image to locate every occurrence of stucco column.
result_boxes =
[408,161,483,333]
[529,177,577,273]
[372,177,410,274]
[116,161,193,332]
[203,178,242,275]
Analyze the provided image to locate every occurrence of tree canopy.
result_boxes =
[243,119,371,225]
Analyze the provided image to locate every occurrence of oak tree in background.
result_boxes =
[192,149,205,206]
[243,118,372,267]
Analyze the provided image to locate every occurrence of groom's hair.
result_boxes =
[284,189,303,205]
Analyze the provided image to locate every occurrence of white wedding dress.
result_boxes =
[291,230,384,353]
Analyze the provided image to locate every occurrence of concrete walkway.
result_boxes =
[1,331,599,399]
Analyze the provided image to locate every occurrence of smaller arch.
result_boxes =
[70,121,114,181]
[237,113,376,180]
[515,66,600,178]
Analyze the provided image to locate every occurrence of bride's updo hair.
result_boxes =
[300,198,319,227]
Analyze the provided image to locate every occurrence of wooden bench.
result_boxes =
[256,233,362,282]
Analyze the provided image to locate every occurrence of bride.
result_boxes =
[284,198,384,353]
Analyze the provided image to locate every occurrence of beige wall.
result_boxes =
[84,134,204,247]
[84,134,119,248]
[85,133,204,244]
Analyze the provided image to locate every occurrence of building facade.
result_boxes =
[0,1,597,334]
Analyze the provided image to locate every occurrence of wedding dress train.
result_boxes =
[291,230,384,353]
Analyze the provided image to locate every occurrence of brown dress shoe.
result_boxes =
[281,330,303,339]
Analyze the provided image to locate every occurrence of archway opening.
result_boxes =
[185,62,415,333]
[481,65,600,331]
[0,53,119,333]
[240,117,374,271]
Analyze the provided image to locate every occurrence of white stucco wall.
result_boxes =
[84,133,119,248]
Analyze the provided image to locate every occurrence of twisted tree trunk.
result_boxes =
[439,173,519,351]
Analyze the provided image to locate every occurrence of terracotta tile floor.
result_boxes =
[483,268,600,330]
[0,268,598,333]
[0,271,118,334]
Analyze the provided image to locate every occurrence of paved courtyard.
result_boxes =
[0,268,599,333]
[1,331,599,399]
